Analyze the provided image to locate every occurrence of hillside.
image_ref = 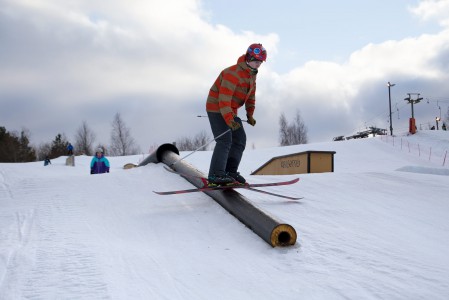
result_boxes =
[1,131,449,299]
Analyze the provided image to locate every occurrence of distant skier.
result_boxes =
[44,156,51,166]
[67,143,74,156]
[205,43,266,185]
[90,148,110,174]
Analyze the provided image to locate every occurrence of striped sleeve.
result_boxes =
[217,70,240,124]
[245,82,256,117]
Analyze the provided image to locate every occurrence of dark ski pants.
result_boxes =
[207,112,246,177]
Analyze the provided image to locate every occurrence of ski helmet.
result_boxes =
[96,148,104,153]
[246,43,267,62]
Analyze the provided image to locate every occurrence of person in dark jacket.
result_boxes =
[90,148,110,174]
[44,156,51,166]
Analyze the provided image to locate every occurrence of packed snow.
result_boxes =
[1,131,449,299]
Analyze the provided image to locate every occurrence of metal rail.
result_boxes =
[139,143,297,247]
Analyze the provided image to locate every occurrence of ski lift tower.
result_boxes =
[404,93,423,134]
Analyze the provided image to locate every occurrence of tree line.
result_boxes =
[1,110,308,162]
[0,113,140,162]
[0,127,36,162]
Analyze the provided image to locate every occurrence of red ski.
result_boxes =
[158,166,302,200]
[244,187,303,200]
[153,178,300,196]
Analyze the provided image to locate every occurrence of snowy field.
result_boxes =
[1,131,449,299]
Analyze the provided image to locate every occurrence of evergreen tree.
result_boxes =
[0,126,16,162]
[0,126,36,162]
[49,133,69,158]
[18,129,36,162]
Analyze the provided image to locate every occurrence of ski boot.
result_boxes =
[227,172,246,184]
[207,174,235,187]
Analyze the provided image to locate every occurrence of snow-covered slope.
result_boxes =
[1,132,448,299]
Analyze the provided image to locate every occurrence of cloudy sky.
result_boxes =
[1,0,449,152]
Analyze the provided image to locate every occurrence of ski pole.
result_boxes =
[197,115,248,123]
[169,128,231,167]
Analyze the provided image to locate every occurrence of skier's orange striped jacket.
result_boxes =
[206,55,257,126]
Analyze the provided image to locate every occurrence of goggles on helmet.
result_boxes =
[246,43,267,62]
[251,47,262,55]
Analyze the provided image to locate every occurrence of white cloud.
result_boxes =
[1,0,449,150]
[258,23,449,144]
[0,0,279,102]
[0,0,281,148]
[410,0,449,27]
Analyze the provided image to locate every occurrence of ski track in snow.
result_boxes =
[0,174,109,299]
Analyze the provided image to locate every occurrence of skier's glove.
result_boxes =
[247,115,256,126]
[228,120,241,131]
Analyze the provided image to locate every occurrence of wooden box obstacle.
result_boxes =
[251,150,336,175]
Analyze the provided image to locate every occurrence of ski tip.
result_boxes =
[283,178,299,184]
[153,191,169,195]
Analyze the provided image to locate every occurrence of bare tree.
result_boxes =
[175,131,211,151]
[110,112,139,156]
[292,110,308,144]
[279,110,308,146]
[148,143,159,154]
[279,113,289,146]
[36,142,52,161]
[74,121,96,156]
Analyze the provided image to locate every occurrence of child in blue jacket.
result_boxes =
[90,148,110,174]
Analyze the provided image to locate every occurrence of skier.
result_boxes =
[206,43,266,185]
[44,156,51,166]
[90,148,110,174]
[67,143,74,155]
